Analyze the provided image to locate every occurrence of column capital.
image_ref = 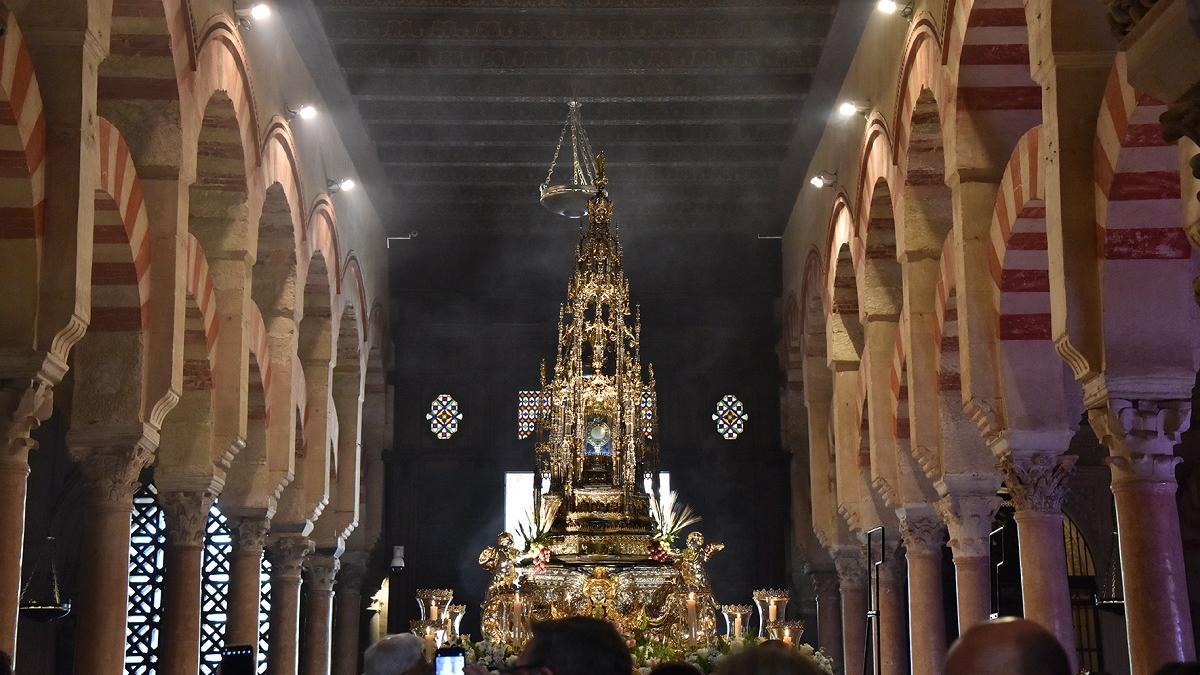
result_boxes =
[336,552,369,594]
[231,517,271,553]
[998,453,1077,514]
[831,547,867,591]
[1,378,54,464]
[899,510,946,556]
[809,568,840,598]
[74,440,155,508]
[305,555,341,592]
[935,491,1000,559]
[159,490,217,547]
[266,535,314,578]
[1089,398,1190,485]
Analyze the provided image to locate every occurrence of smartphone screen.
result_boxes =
[435,647,466,675]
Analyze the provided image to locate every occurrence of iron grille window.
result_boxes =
[125,484,166,675]
[1063,517,1104,673]
[200,503,233,674]
[258,556,272,674]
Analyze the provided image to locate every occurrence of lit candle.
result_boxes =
[512,593,525,643]
[431,604,439,621]
[733,614,742,638]
[423,626,436,660]
[782,626,793,646]
[768,601,777,624]
[686,592,698,645]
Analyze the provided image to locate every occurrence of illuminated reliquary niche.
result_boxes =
[477,154,725,647]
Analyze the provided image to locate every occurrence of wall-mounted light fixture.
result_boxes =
[328,177,356,194]
[810,172,838,189]
[837,100,871,119]
[876,0,914,17]
[287,104,317,121]
[234,2,271,28]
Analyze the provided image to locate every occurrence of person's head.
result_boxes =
[517,617,632,675]
[945,618,1070,675]
[649,662,702,675]
[714,645,825,675]
[364,633,426,675]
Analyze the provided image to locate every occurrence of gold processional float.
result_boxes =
[409,154,803,656]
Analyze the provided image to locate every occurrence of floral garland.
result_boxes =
[458,636,835,675]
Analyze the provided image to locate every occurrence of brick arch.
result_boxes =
[93,118,152,332]
[189,90,251,256]
[307,195,343,294]
[861,178,902,321]
[1094,54,1195,390]
[893,18,949,163]
[943,0,1041,163]
[191,18,260,172]
[851,117,895,230]
[0,4,46,350]
[340,255,370,347]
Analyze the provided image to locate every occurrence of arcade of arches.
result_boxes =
[3,0,1200,675]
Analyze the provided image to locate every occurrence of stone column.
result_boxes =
[301,555,339,675]
[158,490,216,675]
[71,440,155,675]
[226,517,269,654]
[833,548,867,675]
[1090,399,1196,674]
[876,553,908,675]
[266,535,313,675]
[332,555,367,675]
[936,490,999,632]
[899,510,947,675]
[0,379,53,664]
[999,452,1078,670]
[811,568,842,665]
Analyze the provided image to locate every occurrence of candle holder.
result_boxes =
[752,589,790,638]
[416,588,454,622]
[445,604,466,641]
[767,620,805,646]
[720,604,753,640]
[508,593,530,648]
[410,619,447,660]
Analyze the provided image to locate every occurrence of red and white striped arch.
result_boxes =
[0,4,45,242]
[944,0,1040,150]
[989,127,1048,341]
[247,301,272,423]
[184,233,220,354]
[933,237,959,396]
[92,117,152,332]
[892,19,950,164]
[101,0,188,103]
[191,19,261,179]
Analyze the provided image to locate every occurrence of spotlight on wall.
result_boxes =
[810,172,837,189]
[328,177,356,194]
[837,100,871,119]
[234,2,271,28]
[287,104,318,121]
[876,0,914,16]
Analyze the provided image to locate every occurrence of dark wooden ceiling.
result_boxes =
[311,0,843,235]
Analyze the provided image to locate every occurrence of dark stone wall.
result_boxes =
[386,230,790,637]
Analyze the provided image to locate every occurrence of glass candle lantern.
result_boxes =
[445,604,466,641]
[410,619,446,660]
[416,588,454,622]
[752,589,790,637]
[509,592,530,647]
[720,604,753,640]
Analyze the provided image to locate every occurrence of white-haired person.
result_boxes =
[364,633,427,675]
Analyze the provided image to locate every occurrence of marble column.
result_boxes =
[301,554,339,675]
[266,535,313,675]
[811,568,842,665]
[332,555,367,675]
[226,517,270,654]
[71,440,155,675]
[877,553,908,675]
[159,490,216,675]
[1090,399,1196,674]
[899,510,947,675]
[833,548,867,675]
[0,379,53,664]
[936,490,999,632]
[999,452,1078,671]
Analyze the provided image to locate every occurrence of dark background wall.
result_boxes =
[385,226,790,637]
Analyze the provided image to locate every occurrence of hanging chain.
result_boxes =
[543,101,598,192]
[541,113,571,194]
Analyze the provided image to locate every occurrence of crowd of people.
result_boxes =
[362,616,1200,675]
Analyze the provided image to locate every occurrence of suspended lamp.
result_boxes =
[19,536,71,622]
[539,101,598,218]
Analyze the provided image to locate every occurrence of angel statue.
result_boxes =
[676,531,724,594]
[478,532,523,640]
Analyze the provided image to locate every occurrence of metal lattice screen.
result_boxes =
[125,484,166,675]
[200,504,233,674]
[258,556,272,674]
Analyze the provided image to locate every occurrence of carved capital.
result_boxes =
[160,490,217,547]
[935,492,1000,559]
[231,517,271,553]
[305,555,341,592]
[809,569,840,599]
[1088,399,1190,486]
[76,442,155,509]
[899,512,946,556]
[831,547,867,591]
[266,535,314,578]
[999,453,1077,513]
[0,378,54,464]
